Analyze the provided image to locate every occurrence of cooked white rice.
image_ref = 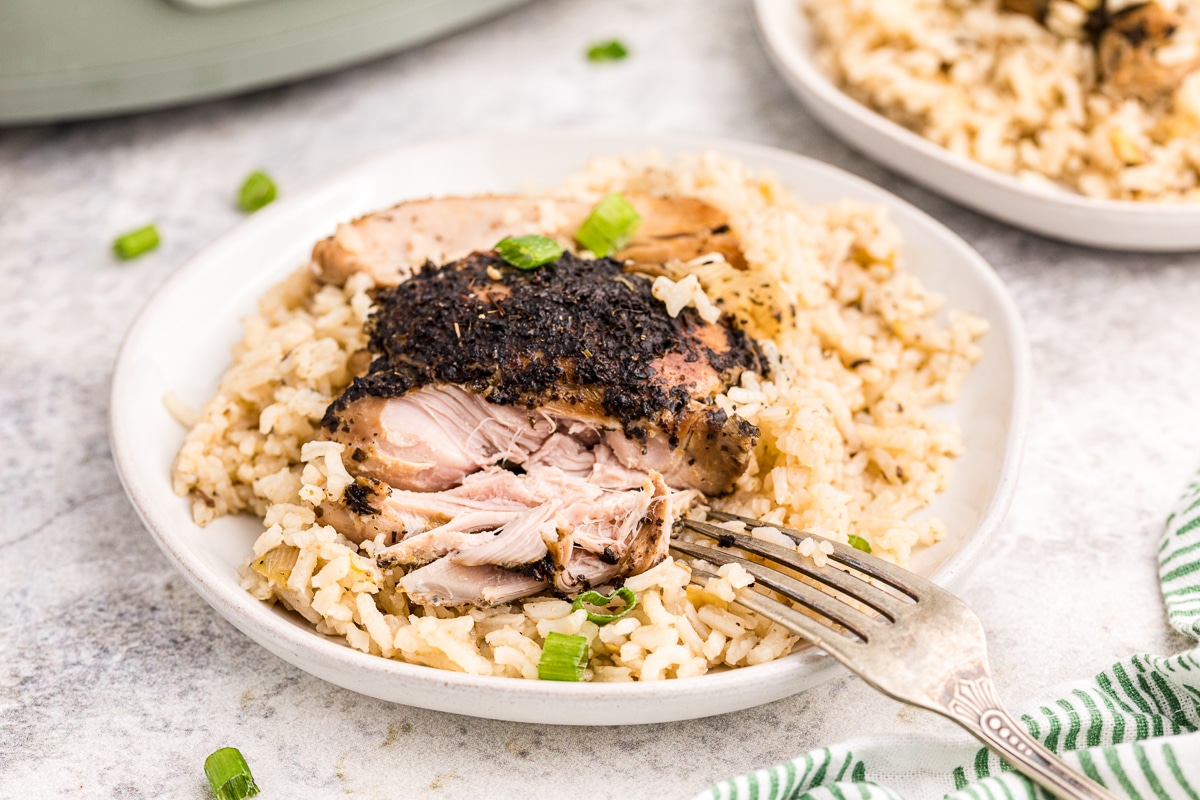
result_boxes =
[170,152,985,680]
[804,0,1200,201]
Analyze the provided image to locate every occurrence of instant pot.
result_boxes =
[0,0,531,123]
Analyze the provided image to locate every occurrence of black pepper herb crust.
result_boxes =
[324,251,764,438]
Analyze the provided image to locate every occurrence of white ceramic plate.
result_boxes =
[753,0,1200,252]
[110,131,1030,725]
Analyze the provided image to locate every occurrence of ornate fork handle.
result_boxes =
[934,673,1121,800]
[678,516,1122,800]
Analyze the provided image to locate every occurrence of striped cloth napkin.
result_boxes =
[699,476,1200,800]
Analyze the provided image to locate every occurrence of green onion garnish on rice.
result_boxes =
[571,586,637,625]
[847,534,872,553]
[494,234,564,270]
[237,170,277,213]
[112,224,160,260]
[586,39,629,62]
[575,193,642,257]
[204,747,259,800]
[537,632,589,681]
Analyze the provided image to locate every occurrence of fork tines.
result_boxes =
[670,513,922,648]
[707,511,924,599]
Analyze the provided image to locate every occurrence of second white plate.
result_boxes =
[110,130,1030,725]
[753,0,1200,252]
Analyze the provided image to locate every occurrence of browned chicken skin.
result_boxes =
[312,193,746,288]
[999,0,1050,20]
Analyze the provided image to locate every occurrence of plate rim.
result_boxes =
[751,0,1200,219]
[109,128,1031,719]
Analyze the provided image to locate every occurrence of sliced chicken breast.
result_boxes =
[329,465,686,605]
[327,385,560,493]
[398,560,548,607]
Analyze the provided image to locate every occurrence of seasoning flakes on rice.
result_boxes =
[170,152,985,680]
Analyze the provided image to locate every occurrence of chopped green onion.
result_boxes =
[571,586,638,625]
[237,170,277,213]
[586,39,629,62]
[575,193,642,257]
[494,234,564,270]
[537,632,589,681]
[112,225,160,260]
[204,748,259,800]
[847,534,872,553]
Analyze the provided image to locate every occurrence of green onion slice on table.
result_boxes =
[112,224,160,260]
[575,193,642,257]
[238,170,277,213]
[586,39,629,62]
[571,586,638,625]
[847,534,872,553]
[204,747,259,800]
[494,234,564,270]
[537,632,589,681]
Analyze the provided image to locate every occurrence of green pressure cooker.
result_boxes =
[0,0,531,124]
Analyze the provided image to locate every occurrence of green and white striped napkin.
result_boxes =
[700,476,1200,800]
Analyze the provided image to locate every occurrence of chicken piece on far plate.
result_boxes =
[1097,2,1200,103]
[1000,0,1200,104]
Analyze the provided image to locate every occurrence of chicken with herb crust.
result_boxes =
[318,249,763,606]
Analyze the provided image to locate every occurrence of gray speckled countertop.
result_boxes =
[2,1,1198,797]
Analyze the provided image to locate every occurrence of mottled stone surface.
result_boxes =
[1,0,1197,797]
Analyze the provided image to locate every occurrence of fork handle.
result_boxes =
[937,675,1122,800]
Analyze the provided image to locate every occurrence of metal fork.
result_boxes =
[671,512,1120,800]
